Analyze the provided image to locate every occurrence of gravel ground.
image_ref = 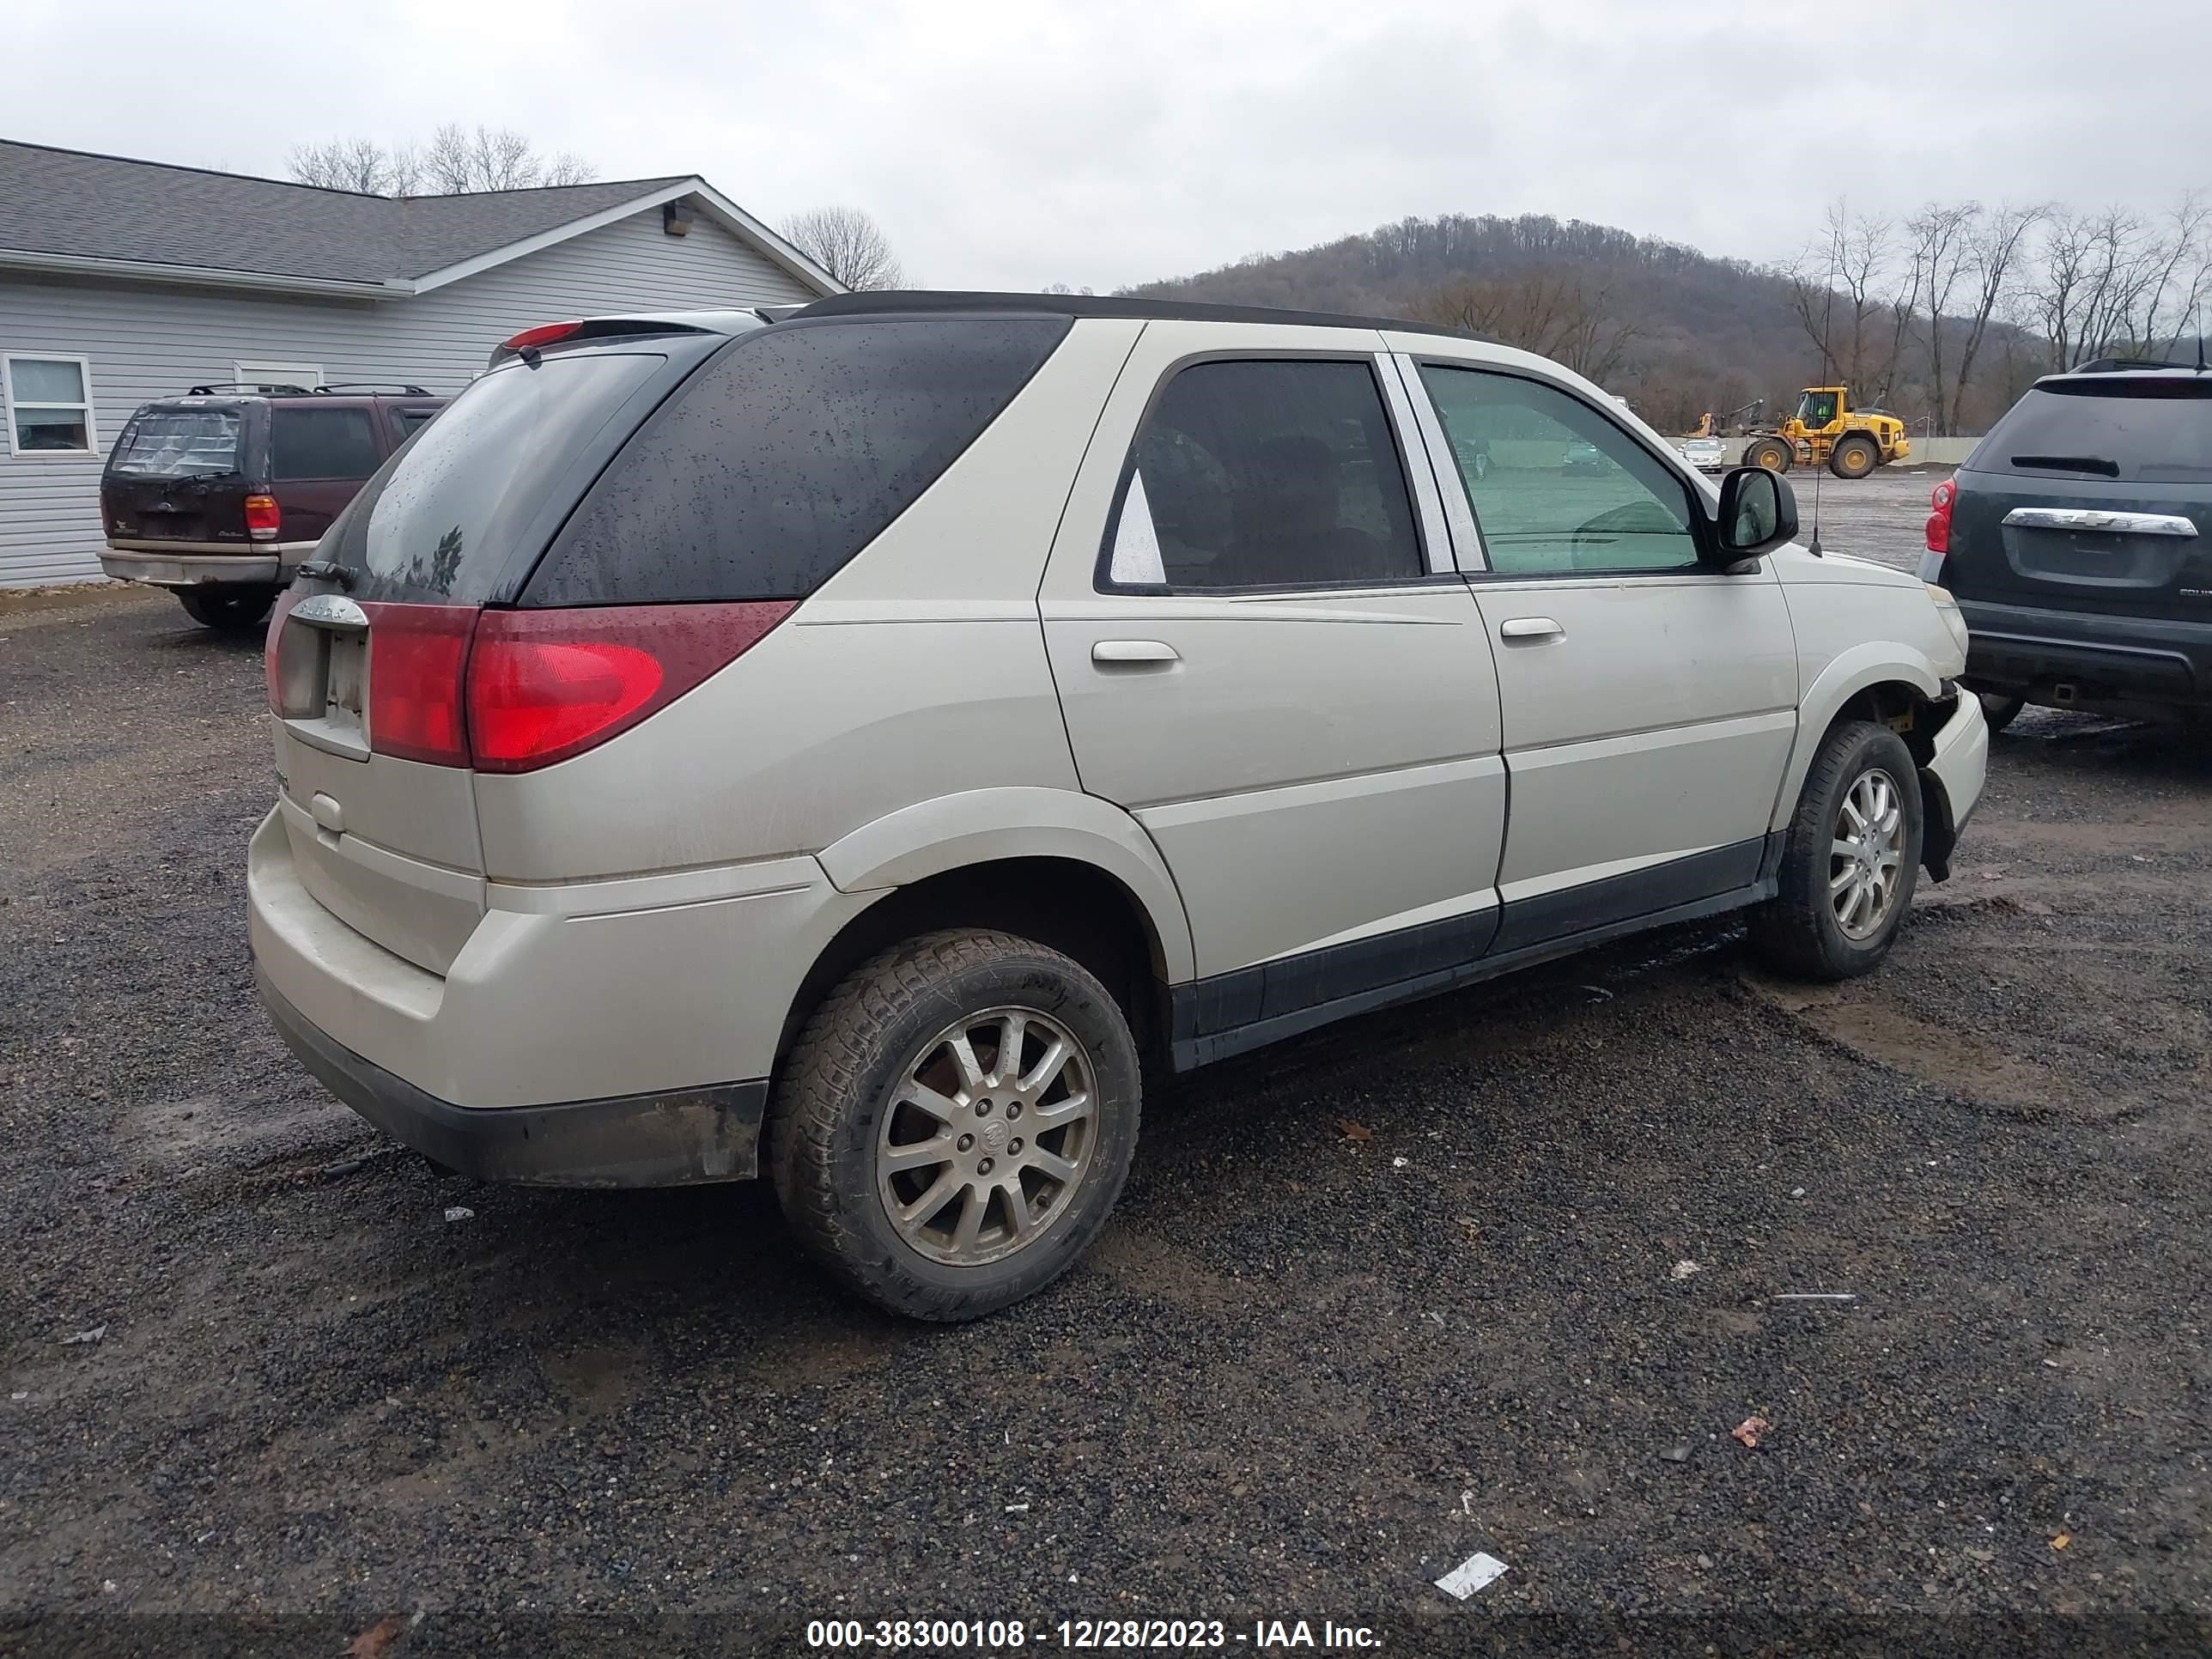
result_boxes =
[3,568,2209,1658]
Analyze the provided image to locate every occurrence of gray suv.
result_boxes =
[1926,361,2212,728]
[252,295,1985,1320]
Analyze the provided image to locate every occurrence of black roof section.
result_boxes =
[0,139,690,286]
[791,289,1480,341]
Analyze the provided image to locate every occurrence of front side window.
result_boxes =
[1103,359,1425,590]
[1420,366,1701,575]
[270,407,381,481]
[5,356,94,454]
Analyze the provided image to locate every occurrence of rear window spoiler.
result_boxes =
[486,317,730,369]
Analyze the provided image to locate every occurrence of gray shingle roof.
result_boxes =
[0,140,690,285]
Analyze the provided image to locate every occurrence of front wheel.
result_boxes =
[768,930,1142,1321]
[1747,720,1923,981]
[175,585,277,634]
[1828,434,1880,479]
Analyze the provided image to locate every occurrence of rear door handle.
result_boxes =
[1091,640,1181,665]
[1498,617,1564,641]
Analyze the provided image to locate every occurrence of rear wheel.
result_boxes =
[175,585,277,634]
[1828,434,1880,479]
[1747,720,1923,981]
[1978,692,2026,733]
[1745,436,1793,472]
[768,929,1141,1321]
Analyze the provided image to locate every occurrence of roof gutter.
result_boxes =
[0,246,413,299]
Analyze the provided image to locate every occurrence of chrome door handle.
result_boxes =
[1091,640,1181,665]
[1498,617,1564,641]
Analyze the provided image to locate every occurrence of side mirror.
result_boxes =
[1711,465,1798,562]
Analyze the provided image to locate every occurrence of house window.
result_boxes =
[233,361,324,394]
[4,356,95,455]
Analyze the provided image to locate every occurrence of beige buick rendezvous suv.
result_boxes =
[252,295,1988,1319]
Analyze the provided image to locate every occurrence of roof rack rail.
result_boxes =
[185,380,313,396]
[313,382,433,396]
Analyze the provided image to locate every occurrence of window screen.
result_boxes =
[1421,367,1700,574]
[528,317,1070,605]
[270,407,381,481]
[1103,359,1424,590]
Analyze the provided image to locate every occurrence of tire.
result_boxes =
[1747,720,1923,981]
[176,585,276,634]
[1978,692,2026,733]
[1828,434,1880,479]
[767,929,1142,1321]
[1745,437,1793,472]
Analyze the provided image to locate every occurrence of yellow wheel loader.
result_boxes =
[1741,387,1911,479]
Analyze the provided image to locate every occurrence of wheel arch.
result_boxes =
[1771,650,1946,833]
[787,789,1197,1068]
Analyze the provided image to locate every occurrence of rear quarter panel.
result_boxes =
[470,319,1147,884]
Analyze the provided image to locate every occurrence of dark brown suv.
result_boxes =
[100,384,446,631]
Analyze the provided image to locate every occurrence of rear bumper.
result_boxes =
[259,971,766,1186]
[100,541,317,587]
[1959,597,2212,711]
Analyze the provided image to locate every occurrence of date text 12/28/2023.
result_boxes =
[804,1618,1383,1650]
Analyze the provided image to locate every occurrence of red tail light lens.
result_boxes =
[465,602,795,773]
[246,494,281,542]
[1924,476,1956,554]
[366,604,477,766]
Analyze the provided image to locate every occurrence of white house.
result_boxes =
[0,140,842,586]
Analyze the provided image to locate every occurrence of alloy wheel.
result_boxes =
[875,1006,1098,1267]
[1830,767,1905,939]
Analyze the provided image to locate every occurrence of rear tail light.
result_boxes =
[466,603,794,772]
[319,600,793,771]
[264,584,305,713]
[246,495,281,542]
[1924,477,1956,555]
[366,604,477,766]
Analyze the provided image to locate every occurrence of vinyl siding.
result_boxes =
[0,208,822,586]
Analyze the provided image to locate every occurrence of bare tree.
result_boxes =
[1417,268,1640,384]
[287,127,593,196]
[1948,203,2042,432]
[784,207,905,290]
[288,137,421,196]
[1902,202,1977,432]
[1785,202,1901,396]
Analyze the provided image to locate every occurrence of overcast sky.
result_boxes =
[14,0,2211,290]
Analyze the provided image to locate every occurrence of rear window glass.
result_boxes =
[526,317,1071,605]
[109,409,240,477]
[325,351,664,604]
[1974,380,2212,483]
[271,407,382,481]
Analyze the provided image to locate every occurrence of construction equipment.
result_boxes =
[1741,387,1911,479]
[1690,399,1765,439]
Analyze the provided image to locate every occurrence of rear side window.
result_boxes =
[108,409,240,477]
[1974,380,2212,483]
[327,351,665,604]
[386,406,440,442]
[526,318,1070,605]
[1101,359,1425,590]
[271,407,381,481]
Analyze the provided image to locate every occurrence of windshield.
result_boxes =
[1973,380,2212,483]
[1797,392,1839,426]
[324,351,664,604]
[108,409,240,478]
